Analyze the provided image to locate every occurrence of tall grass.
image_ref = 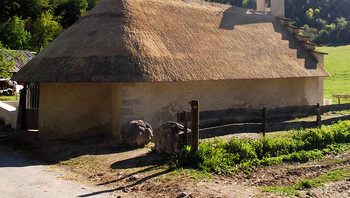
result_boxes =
[170,121,350,174]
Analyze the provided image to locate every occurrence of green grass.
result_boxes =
[263,185,300,196]
[160,168,212,183]
[263,167,350,196]
[170,121,350,174]
[295,167,350,190]
[0,95,18,101]
[318,44,350,103]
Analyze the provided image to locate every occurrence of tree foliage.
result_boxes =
[0,16,31,50]
[285,0,350,44]
[55,0,89,28]
[0,0,101,52]
[1,0,349,51]
[0,42,24,79]
[208,0,350,45]
[31,11,63,52]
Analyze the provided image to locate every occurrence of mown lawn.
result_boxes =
[0,95,19,101]
[318,44,350,103]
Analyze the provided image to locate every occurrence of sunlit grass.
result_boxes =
[318,44,350,104]
[0,95,18,101]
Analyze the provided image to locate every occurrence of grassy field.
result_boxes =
[318,44,350,103]
[0,95,19,101]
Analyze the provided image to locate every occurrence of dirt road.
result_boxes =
[0,148,115,198]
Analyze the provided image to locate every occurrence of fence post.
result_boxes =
[316,103,321,128]
[190,100,199,153]
[183,110,188,143]
[262,106,267,137]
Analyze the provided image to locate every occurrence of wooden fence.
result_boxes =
[332,94,350,104]
[177,102,350,139]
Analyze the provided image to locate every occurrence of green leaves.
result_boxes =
[0,16,31,50]
[285,0,350,44]
[171,121,350,174]
[55,0,89,28]
[0,0,101,51]
[31,11,63,52]
[0,41,25,79]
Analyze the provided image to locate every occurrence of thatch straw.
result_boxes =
[12,0,330,82]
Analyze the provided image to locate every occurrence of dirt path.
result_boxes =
[1,126,349,198]
[0,147,115,198]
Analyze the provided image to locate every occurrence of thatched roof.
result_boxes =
[12,0,330,82]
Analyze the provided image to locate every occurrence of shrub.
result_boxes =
[170,121,350,174]
[225,138,256,163]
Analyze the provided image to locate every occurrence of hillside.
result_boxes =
[318,44,350,103]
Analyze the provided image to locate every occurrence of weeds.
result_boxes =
[170,121,350,174]
[160,168,212,183]
[295,167,350,190]
[264,167,350,195]
[263,185,300,196]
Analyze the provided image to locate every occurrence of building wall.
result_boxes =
[304,77,324,105]
[116,78,323,131]
[39,77,323,139]
[39,83,114,139]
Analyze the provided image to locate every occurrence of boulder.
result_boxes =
[120,120,153,147]
[154,122,190,154]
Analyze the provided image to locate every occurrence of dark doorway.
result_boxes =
[19,83,39,130]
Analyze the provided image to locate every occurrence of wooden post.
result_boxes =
[338,98,341,104]
[262,106,267,137]
[190,100,199,153]
[183,110,188,143]
[316,103,321,128]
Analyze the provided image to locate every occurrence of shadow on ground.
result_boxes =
[110,152,168,169]
[0,125,157,167]
[79,167,171,198]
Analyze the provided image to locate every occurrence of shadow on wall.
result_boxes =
[218,6,318,70]
[218,7,270,30]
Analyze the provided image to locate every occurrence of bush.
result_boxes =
[170,121,350,174]
[225,138,256,163]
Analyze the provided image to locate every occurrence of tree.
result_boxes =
[16,0,48,20]
[313,30,330,44]
[0,0,20,23]
[300,24,317,40]
[0,42,24,79]
[315,18,326,29]
[31,11,63,52]
[305,8,314,20]
[86,0,101,10]
[55,0,88,28]
[0,16,31,50]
